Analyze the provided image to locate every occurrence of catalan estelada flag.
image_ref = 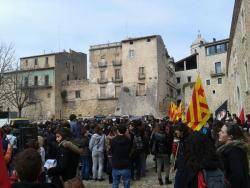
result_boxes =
[186,75,211,131]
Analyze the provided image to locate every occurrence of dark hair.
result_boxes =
[224,122,246,141]
[55,128,72,140]
[14,148,42,182]
[185,131,221,172]
[94,125,103,135]
[69,114,77,121]
[24,139,39,150]
[175,122,190,137]
[117,124,127,134]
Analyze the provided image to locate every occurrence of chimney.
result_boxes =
[213,38,216,42]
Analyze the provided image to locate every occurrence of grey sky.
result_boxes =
[0,0,234,61]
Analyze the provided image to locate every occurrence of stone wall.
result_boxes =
[227,0,250,115]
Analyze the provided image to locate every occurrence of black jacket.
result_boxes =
[151,131,173,156]
[217,140,250,188]
[48,140,80,181]
[110,135,132,169]
[12,182,56,188]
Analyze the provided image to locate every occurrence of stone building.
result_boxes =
[2,50,87,120]
[175,35,229,113]
[227,0,250,115]
[62,35,176,118]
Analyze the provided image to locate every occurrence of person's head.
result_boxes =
[117,124,127,135]
[55,128,72,143]
[185,131,221,172]
[94,125,103,135]
[14,148,42,182]
[69,114,77,121]
[218,122,245,144]
[247,114,250,121]
[174,122,189,138]
[25,139,39,150]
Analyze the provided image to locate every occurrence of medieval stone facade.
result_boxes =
[2,50,87,120]
[175,36,229,114]
[227,0,250,115]
[62,35,176,118]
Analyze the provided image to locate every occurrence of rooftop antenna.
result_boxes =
[57,25,61,52]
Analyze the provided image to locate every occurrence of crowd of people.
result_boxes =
[1,113,250,188]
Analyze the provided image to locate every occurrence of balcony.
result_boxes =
[112,77,123,83]
[112,60,122,66]
[138,73,146,80]
[97,95,117,100]
[210,70,225,77]
[22,84,53,90]
[97,78,108,84]
[98,61,107,68]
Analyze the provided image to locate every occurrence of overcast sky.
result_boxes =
[0,0,234,62]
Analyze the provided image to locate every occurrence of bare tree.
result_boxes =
[0,43,15,104]
[5,70,34,117]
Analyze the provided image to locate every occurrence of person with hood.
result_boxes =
[89,125,106,181]
[12,148,55,188]
[48,128,81,188]
[110,123,132,188]
[150,122,173,185]
[217,122,249,188]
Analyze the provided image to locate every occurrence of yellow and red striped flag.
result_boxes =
[175,101,184,121]
[168,102,177,121]
[186,75,211,131]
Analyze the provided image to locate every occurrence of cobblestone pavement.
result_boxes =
[83,155,174,188]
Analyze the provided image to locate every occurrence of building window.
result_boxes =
[100,87,106,98]
[100,70,105,79]
[45,57,49,66]
[139,67,145,75]
[72,65,74,71]
[206,43,227,55]
[129,41,133,45]
[115,86,121,98]
[24,77,29,87]
[218,78,222,84]
[34,76,38,86]
[170,88,174,98]
[45,75,49,86]
[25,60,28,66]
[215,62,222,74]
[47,93,51,98]
[128,50,135,58]
[34,58,38,66]
[206,79,210,85]
[176,77,180,84]
[67,74,69,81]
[115,69,121,79]
[137,83,145,96]
[75,90,81,98]
[147,38,151,42]
[177,89,181,95]
[245,62,248,91]
[213,90,215,94]
[187,76,191,83]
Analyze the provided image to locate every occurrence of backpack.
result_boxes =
[201,169,230,188]
[133,135,144,151]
